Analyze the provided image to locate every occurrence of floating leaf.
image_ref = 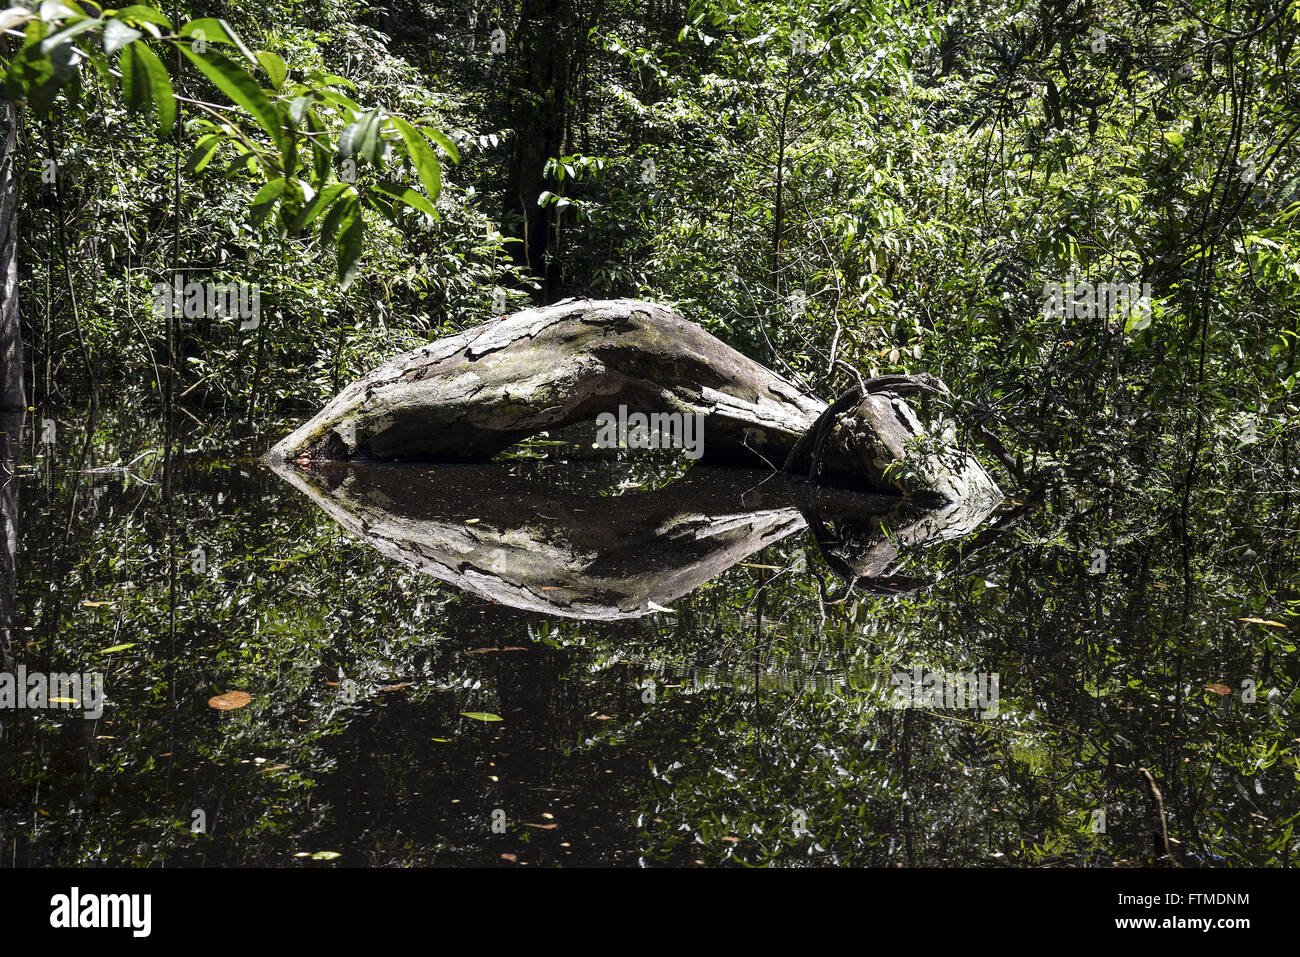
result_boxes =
[460,711,503,722]
[98,643,136,654]
[208,691,252,710]
[310,850,341,860]
[1238,617,1286,628]
[1206,683,1232,695]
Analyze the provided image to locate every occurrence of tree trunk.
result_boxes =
[504,0,572,302]
[0,410,19,675]
[1,98,23,414]
[270,298,1003,503]
[0,98,21,676]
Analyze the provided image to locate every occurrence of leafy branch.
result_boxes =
[1,1,459,286]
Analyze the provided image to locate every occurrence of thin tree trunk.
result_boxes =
[1,98,23,414]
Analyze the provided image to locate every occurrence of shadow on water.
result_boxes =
[1,403,1298,867]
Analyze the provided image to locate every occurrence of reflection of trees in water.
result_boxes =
[1,401,1297,867]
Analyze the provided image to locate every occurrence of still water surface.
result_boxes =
[1,403,1296,866]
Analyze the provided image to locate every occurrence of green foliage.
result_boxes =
[3,1,457,287]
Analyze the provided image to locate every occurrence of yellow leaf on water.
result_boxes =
[1238,617,1286,628]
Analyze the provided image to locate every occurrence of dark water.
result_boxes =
[1,402,1297,867]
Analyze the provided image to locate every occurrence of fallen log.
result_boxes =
[269,297,1001,501]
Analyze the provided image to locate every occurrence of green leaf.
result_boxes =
[185,133,223,175]
[420,126,460,164]
[249,177,287,226]
[310,851,341,860]
[179,17,256,64]
[287,94,310,126]
[113,6,174,30]
[132,41,175,135]
[293,181,349,231]
[319,192,351,244]
[388,115,442,202]
[459,712,504,722]
[5,25,54,112]
[118,41,150,112]
[38,1,78,21]
[98,643,137,654]
[255,50,287,90]
[102,18,142,55]
[315,87,362,114]
[372,180,439,220]
[304,108,330,180]
[339,110,383,166]
[336,194,363,288]
[39,17,101,55]
[178,44,286,153]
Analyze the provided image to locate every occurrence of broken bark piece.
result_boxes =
[270,297,1002,501]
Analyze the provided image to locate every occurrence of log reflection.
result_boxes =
[271,460,1003,620]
